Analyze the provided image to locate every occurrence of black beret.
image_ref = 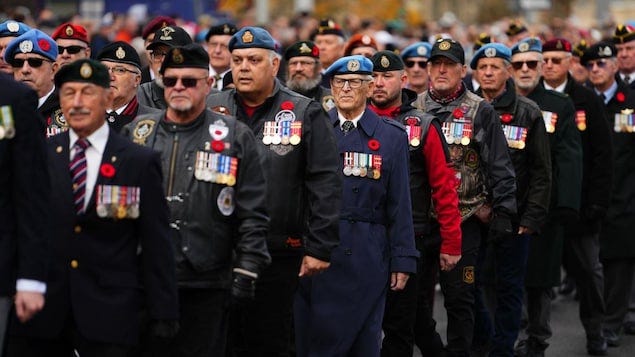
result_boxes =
[284,41,319,61]
[572,39,588,58]
[310,19,345,40]
[55,59,110,88]
[147,26,193,50]
[581,41,617,65]
[160,43,210,74]
[97,41,141,69]
[473,33,491,51]
[506,21,527,37]
[205,23,238,42]
[370,50,404,72]
[612,24,635,44]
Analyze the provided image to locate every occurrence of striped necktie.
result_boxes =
[70,139,90,214]
[341,120,355,134]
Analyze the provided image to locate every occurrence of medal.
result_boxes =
[116,205,127,219]
[271,134,282,145]
[461,137,470,145]
[0,126,5,139]
[96,204,108,218]
[410,137,420,147]
[128,204,140,219]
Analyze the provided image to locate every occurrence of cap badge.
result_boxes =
[115,46,126,59]
[380,55,390,68]
[65,26,74,37]
[242,30,254,44]
[347,59,360,72]
[7,21,19,33]
[159,27,175,41]
[556,40,563,49]
[80,62,93,79]
[518,42,529,52]
[362,35,372,45]
[18,40,33,53]
[417,46,428,56]
[299,42,312,54]
[172,49,184,64]
[222,24,230,34]
[439,41,451,51]
[484,47,496,57]
[599,46,613,57]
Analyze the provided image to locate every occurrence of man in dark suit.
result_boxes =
[0,73,49,356]
[6,59,179,357]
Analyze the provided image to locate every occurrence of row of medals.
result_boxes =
[502,125,527,149]
[441,122,472,146]
[194,151,237,186]
[614,113,635,132]
[262,121,301,145]
[96,185,140,219]
[0,106,15,139]
[343,152,382,179]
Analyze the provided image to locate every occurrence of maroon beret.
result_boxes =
[142,16,176,40]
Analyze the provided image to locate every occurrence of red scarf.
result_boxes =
[368,104,401,118]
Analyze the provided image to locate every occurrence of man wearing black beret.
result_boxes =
[97,41,161,132]
[7,59,179,357]
[284,40,334,111]
[124,43,270,356]
[206,23,237,91]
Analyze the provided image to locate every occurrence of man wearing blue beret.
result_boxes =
[0,20,30,74]
[470,42,552,357]
[401,42,432,95]
[293,55,418,357]
[510,37,583,357]
[207,26,342,357]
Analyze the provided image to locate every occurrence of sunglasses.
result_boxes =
[11,57,51,68]
[58,45,87,55]
[585,59,609,70]
[405,60,428,68]
[511,60,539,70]
[543,57,567,65]
[162,76,207,88]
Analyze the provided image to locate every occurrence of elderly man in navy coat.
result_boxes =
[294,55,419,357]
[6,59,179,357]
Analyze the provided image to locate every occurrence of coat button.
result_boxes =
[70,260,79,269]
[74,225,81,234]
[182,246,189,252]
[344,249,352,256]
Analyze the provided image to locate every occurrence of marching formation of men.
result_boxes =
[1,11,635,357]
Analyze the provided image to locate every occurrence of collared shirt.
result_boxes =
[69,122,109,211]
[595,81,618,104]
[338,110,363,129]
[38,86,55,109]
[620,71,635,84]
[544,79,567,93]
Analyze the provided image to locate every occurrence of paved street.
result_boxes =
[412,290,635,356]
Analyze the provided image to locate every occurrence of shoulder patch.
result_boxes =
[132,119,156,145]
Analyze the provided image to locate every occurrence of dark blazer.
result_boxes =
[0,74,49,295]
[140,65,153,84]
[11,128,178,345]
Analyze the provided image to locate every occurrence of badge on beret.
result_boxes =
[556,40,563,50]
[222,24,231,34]
[19,40,33,53]
[242,30,254,44]
[439,41,451,51]
[417,46,428,56]
[172,49,184,64]
[116,46,126,59]
[380,55,390,68]
[65,26,74,37]
[299,42,312,54]
[361,35,372,45]
[133,119,156,145]
[7,22,19,33]
[599,46,612,57]
[80,62,93,78]
[159,27,175,41]
[518,42,529,52]
[485,47,496,57]
[347,59,360,71]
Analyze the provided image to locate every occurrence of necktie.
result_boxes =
[214,74,222,87]
[600,93,607,103]
[70,139,90,214]
[341,120,355,134]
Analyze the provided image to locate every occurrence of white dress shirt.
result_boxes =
[69,122,110,211]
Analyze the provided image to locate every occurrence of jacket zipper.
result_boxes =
[167,132,179,196]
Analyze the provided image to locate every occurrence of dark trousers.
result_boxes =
[228,254,302,357]
[520,287,552,349]
[0,296,9,357]
[474,232,530,357]
[563,220,605,338]
[602,258,635,332]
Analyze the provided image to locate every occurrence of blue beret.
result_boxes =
[324,55,373,77]
[470,43,511,69]
[401,42,432,59]
[511,37,542,55]
[4,29,58,64]
[0,20,30,38]
[229,27,277,52]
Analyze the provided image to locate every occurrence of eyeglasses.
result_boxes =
[105,66,140,76]
[331,78,367,89]
[543,57,568,65]
[288,60,317,67]
[150,51,167,62]
[162,76,207,88]
[405,60,428,69]
[585,59,609,70]
[10,57,51,68]
[511,60,539,70]
[58,45,87,55]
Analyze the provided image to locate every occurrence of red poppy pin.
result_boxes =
[100,163,116,178]
[212,140,225,152]
[281,101,294,110]
[501,113,513,124]
[616,92,625,103]
[368,139,380,151]
[452,108,464,119]
[38,39,50,52]
[312,45,320,57]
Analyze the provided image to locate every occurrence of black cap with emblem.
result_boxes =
[205,23,238,42]
[97,41,141,69]
[160,43,210,74]
[370,50,404,72]
[146,26,193,51]
[430,38,465,64]
[581,41,617,65]
[285,41,319,61]
[54,58,110,88]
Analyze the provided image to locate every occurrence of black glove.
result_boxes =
[231,272,256,306]
[489,213,513,242]
[149,319,179,339]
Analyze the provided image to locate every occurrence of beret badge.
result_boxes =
[242,30,254,44]
[115,46,126,59]
[160,27,175,41]
[7,22,19,33]
[19,40,33,53]
[599,46,612,57]
[80,62,93,79]
[347,59,360,71]
[439,41,451,51]
[223,24,231,34]
[380,55,390,68]
[299,42,312,54]
[172,49,184,64]
[65,26,74,37]
[417,46,428,56]
[518,42,529,52]
[484,47,496,57]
